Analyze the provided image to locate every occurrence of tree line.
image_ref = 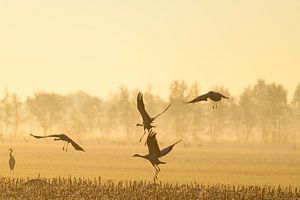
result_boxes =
[0,79,299,145]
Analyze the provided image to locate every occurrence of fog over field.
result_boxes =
[0,80,299,187]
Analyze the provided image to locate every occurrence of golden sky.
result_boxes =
[0,1,299,100]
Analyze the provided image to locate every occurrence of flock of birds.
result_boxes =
[7,91,229,181]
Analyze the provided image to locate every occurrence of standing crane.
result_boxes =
[9,148,16,176]
[133,130,181,181]
[136,92,171,142]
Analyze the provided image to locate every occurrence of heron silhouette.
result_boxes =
[9,148,16,176]
[136,92,171,142]
[187,91,229,109]
[29,133,85,152]
[133,130,181,181]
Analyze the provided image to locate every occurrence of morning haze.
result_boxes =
[0,1,299,100]
[0,1,300,199]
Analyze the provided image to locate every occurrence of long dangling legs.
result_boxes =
[152,164,160,181]
[65,142,69,152]
[62,141,66,151]
[139,128,147,143]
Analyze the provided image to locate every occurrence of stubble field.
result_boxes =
[1,139,300,199]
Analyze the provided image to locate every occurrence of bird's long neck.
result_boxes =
[9,151,12,157]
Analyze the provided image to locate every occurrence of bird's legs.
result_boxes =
[139,128,147,143]
[156,165,161,172]
[152,164,160,181]
[62,141,66,151]
[65,142,69,152]
[212,102,217,109]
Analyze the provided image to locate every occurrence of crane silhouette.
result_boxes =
[9,148,16,176]
[29,133,85,152]
[133,130,181,181]
[187,91,229,109]
[136,92,171,142]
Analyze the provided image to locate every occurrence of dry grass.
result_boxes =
[0,177,299,199]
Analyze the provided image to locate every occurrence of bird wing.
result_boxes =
[137,92,151,121]
[29,133,61,139]
[69,139,85,151]
[187,92,210,103]
[160,140,182,157]
[146,130,161,157]
[152,103,171,120]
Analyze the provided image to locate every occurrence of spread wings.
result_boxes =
[137,92,151,121]
[69,139,85,151]
[146,130,161,157]
[30,133,85,152]
[160,140,182,157]
[146,130,181,158]
[152,103,171,120]
[29,133,62,139]
[187,92,211,103]
[137,92,171,122]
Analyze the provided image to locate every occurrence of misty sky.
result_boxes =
[0,1,299,100]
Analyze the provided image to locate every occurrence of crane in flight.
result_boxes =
[133,130,181,181]
[136,92,171,143]
[29,133,85,152]
[187,91,229,109]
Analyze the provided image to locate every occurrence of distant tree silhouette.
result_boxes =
[27,92,66,135]
[251,80,288,143]
[268,83,288,143]
[186,82,203,141]
[168,80,189,137]
[109,85,135,136]
[1,88,13,135]
[0,79,296,145]
[292,83,300,108]
[239,87,257,141]
[291,83,300,147]
[252,79,270,143]
[66,91,104,135]
[11,93,22,136]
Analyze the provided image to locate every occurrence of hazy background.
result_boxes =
[0,0,300,101]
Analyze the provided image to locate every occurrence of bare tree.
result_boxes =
[1,88,13,136]
[291,83,300,147]
[168,80,189,137]
[27,92,66,135]
[11,93,22,136]
[187,82,203,141]
[239,87,257,141]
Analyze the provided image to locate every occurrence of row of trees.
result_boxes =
[0,79,299,145]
